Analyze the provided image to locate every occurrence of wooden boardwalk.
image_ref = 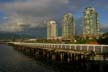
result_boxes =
[8,42,108,61]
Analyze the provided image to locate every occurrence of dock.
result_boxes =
[8,42,108,62]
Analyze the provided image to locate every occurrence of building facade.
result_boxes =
[47,20,57,39]
[83,7,100,39]
[62,13,75,40]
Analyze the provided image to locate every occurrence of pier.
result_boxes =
[8,42,108,62]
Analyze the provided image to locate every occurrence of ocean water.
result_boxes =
[0,44,108,72]
[0,44,56,72]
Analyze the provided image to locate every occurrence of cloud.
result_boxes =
[67,0,108,13]
[0,15,28,32]
[100,24,108,33]
[2,0,68,17]
[100,24,108,30]
[0,15,50,32]
[0,0,108,35]
[0,0,68,32]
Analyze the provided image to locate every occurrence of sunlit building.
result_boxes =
[47,20,57,39]
[83,7,100,39]
[62,13,75,40]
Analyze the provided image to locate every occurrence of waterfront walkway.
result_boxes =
[8,42,108,61]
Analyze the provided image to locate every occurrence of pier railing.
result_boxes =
[9,42,108,55]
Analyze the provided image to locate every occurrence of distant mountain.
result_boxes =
[22,27,47,38]
[0,32,32,40]
[0,26,47,40]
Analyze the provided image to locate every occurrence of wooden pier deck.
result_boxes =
[8,42,108,61]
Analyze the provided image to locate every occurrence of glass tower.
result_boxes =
[83,7,100,39]
[62,13,75,40]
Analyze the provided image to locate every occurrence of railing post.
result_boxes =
[69,45,71,49]
[74,45,76,50]
[101,45,103,53]
[80,45,82,51]
[87,45,89,51]
[93,45,95,52]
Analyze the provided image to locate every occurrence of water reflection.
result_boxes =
[0,44,108,72]
[0,44,56,72]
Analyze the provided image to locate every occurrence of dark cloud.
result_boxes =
[0,0,68,32]
[2,0,67,17]
[0,0,108,37]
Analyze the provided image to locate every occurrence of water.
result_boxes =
[0,44,108,72]
[0,44,56,72]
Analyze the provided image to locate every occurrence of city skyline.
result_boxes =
[0,0,108,38]
[47,7,100,40]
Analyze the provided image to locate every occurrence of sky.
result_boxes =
[0,0,108,36]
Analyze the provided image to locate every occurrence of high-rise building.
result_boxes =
[62,13,75,40]
[47,20,57,39]
[83,7,100,39]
